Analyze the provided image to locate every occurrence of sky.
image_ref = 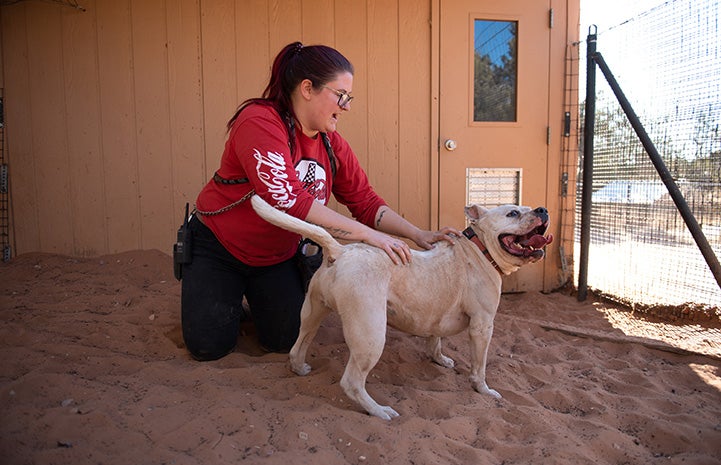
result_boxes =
[578,0,721,159]
[580,0,668,36]
[578,0,671,112]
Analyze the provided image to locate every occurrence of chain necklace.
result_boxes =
[194,189,255,216]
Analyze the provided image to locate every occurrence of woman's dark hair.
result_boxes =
[227,42,354,152]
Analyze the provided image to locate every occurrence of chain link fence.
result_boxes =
[576,0,721,315]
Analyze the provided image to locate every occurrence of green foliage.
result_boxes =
[581,100,721,185]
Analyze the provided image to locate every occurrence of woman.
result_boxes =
[181,41,458,360]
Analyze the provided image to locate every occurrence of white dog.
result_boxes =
[251,195,553,420]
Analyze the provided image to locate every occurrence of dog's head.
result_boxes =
[464,204,553,273]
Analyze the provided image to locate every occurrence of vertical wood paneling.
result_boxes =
[96,0,141,253]
[0,0,431,256]
[235,0,271,104]
[329,0,368,215]
[200,0,237,175]
[334,0,368,171]
[62,0,106,255]
[366,0,400,206]
[268,0,302,55]
[167,0,205,217]
[399,0,431,228]
[131,0,173,250]
[1,5,40,252]
[26,3,73,253]
[429,0,441,230]
[300,0,334,45]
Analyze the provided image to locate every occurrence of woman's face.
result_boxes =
[298,72,353,137]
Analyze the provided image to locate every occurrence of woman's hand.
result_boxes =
[411,226,462,250]
[365,226,460,265]
[361,229,413,265]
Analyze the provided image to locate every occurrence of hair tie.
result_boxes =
[294,42,303,54]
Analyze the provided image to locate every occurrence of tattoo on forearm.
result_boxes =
[310,222,352,238]
[326,226,352,238]
[376,209,387,228]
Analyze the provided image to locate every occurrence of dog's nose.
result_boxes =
[534,207,549,222]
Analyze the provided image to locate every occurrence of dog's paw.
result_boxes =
[370,405,400,421]
[471,378,502,399]
[433,354,455,369]
[291,362,312,376]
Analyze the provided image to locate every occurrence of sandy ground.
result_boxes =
[1,250,720,465]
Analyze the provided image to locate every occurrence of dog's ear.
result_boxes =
[464,204,488,222]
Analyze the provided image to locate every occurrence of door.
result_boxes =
[439,0,552,292]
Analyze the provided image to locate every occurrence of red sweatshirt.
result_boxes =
[196,104,386,266]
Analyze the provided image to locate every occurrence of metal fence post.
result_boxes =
[577,28,597,301]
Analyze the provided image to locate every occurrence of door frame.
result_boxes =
[429,0,578,292]
[430,0,442,232]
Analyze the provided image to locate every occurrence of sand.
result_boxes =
[1,250,720,465]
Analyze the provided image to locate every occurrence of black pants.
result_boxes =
[181,215,305,360]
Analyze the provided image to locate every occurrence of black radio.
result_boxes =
[173,203,193,280]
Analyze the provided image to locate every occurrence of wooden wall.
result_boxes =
[0,0,432,257]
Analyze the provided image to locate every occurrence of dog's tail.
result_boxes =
[250,194,343,262]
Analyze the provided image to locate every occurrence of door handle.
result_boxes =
[444,139,457,151]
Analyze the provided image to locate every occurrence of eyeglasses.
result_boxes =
[323,86,354,109]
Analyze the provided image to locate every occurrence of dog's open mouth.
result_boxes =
[499,221,553,259]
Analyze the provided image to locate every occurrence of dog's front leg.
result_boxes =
[427,336,454,368]
[467,320,501,399]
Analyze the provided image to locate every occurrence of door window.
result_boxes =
[473,20,518,122]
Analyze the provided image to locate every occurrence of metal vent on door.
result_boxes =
[466,168,522,207]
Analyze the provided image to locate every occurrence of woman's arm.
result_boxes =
[305,202,413,265]
[373,206,461,250]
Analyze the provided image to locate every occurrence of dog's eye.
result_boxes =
[506,210,520,218]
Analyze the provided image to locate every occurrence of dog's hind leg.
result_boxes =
[341,351,399,420]
[339,305,399,420]
[467,320,501,399]
[427,336,455,368]
[289,291,331,376]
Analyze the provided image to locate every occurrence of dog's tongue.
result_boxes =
[521,234,553,249]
